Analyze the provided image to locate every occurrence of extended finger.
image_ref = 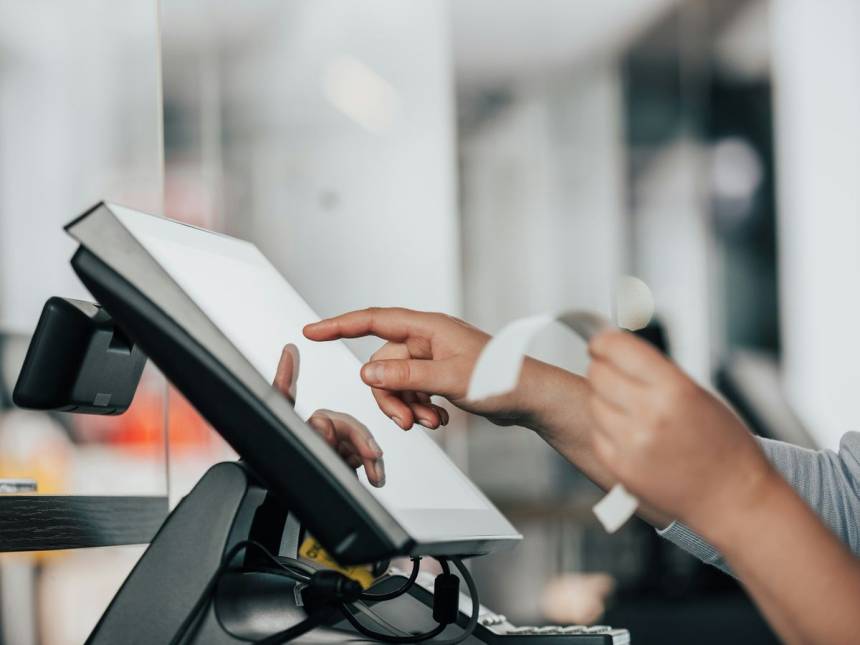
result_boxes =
[304,307,436,343]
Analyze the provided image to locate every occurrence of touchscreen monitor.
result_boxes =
[65,203,520,562]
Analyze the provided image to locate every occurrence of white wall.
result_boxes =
[457,65,626,621]
[0,1,163,335]
[167,0,461,361]
[633,140,714,384]
[460,68,625,347]
[772,0,860,449]
[159,0,464,497]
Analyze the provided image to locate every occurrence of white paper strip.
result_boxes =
[466,314,555,401]
[466,309,640,533]
[592,483,639,533]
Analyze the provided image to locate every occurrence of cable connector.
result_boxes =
[432,573,460,625]
[301,569,364,612]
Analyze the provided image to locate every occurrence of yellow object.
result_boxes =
[299,535,376,589]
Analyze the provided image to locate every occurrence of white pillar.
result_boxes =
[772,0,860,449]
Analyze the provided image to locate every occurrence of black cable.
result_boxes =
[168,540,308,645]
[338,556,480,645]
[429,558,480,645]
[171,543,479,645]
[360,556,422,601]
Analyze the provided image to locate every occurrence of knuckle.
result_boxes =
[389,361,412,386]
[602,330,625,348]
[631,424,656,449]
[662,379,693,410]
[587,361,606,385]
[589,396,610,426]
[371,342,397,361]
[656,381,682,410]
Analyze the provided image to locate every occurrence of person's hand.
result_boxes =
[586,330,777,532]
[273,344,385,487]
[304,308,534,430]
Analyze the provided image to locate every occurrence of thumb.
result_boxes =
[360,358,462,397]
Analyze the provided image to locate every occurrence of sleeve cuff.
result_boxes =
[656,520,733,575]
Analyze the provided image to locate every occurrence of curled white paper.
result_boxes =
[592,483,639,533]
[466,309,640,533]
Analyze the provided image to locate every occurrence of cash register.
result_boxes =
[14,202,630,644]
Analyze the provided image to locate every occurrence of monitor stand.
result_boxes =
[85,461,455,644]
[86,460,340,644]
[86,461,627,644]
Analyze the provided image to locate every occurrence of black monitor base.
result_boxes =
[85,461,446,644]
[86,461,627,644]
[87,461,304,644]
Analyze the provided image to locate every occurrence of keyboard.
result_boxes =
[405,570,631,644]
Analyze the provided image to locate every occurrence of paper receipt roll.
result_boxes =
[466,310,640,533]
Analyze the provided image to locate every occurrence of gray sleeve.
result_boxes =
[657,432,860,575]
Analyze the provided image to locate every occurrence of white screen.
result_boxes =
[110,206,491,519]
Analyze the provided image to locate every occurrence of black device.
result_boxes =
[38,202,631,644]
[85,460,629,644]
[64,202,520,565]
[13,297,146,415]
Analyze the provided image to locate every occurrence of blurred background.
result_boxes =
[1,0,858,643]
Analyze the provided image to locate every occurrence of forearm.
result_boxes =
[514,358,673,528]
[700,472,860,644]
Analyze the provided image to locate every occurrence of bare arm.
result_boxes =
[703,472,860,644]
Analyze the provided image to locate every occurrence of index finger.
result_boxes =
[303,307,435,343]
[588,330,676,384]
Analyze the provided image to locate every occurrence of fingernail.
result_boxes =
[363,362,384,385]
[391,415,404,428]
[374,458,386,487]
[417,416,434,428]
[366,435,382,457]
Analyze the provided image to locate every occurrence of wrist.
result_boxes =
[689,459,784,551]
[514,359,589,440]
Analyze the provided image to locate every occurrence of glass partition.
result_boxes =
[0,2,166,643]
